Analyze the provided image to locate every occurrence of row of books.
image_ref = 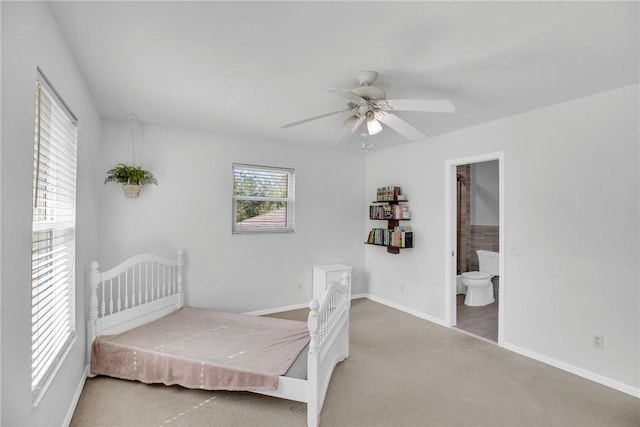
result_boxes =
[391,229,413,248]
[370,204,411,220]
[366,227,413,248]
[376,186,401,201]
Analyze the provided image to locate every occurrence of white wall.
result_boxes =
[366,84,639,393]
[1,2,102,425]
[0,3,3,418]
[471,160,499,226]
[98,121,366,312]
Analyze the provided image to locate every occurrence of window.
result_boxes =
[31,70,78,405]
[232,163,295,233]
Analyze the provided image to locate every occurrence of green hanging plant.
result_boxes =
[105,163,157,198]
[104,163,158,186]
[106,115,158,197]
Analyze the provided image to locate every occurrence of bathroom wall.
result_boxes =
[456,164,471,273]
[469,160,499,271]
[471,160,499,225]
[469,226,500,272]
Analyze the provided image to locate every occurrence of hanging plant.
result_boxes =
[104,163,157,198]
[104,114,158,198]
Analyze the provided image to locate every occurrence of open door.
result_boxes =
[444,152,505,345]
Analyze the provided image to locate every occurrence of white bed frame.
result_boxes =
[87,251,350,427]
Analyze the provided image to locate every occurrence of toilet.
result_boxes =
[462,250,499,307]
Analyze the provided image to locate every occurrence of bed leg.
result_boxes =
[342,272,350,360]
[345,316,350,359]
[307,405,319,427]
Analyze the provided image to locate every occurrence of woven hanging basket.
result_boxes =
[123,184,141,198]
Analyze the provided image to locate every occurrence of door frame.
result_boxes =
[444,151,505,345]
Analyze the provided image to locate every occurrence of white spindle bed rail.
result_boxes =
[86,252,350,427]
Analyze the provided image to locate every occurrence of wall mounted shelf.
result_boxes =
[366,191,413,254]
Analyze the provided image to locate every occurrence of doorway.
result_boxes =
[444,152,505,345]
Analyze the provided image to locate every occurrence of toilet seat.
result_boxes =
[462,271,492,281]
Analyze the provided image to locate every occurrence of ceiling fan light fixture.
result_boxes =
[367,117,383,135]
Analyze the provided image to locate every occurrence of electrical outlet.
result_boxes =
[400,283,405,293]
[592,335,604,349]
[297,282,303,290]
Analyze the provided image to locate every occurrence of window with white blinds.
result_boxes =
[31,71,78,405]
[232,163,295,233]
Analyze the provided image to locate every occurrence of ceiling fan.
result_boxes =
[281,70,455,147]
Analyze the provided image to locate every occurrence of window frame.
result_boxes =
[31,69,78,406]
[232,163,295,234]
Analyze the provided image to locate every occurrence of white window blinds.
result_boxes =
[31,71,78,405]
[232,163,295,233]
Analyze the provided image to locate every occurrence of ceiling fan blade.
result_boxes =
[326,88,367,104]
[375,111,428,141]
[334,116,365,146]
[385,99,455,113]
[281,108,352,128]
[334,126,354,147]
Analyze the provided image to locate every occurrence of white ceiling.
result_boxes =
[49,1,639,152]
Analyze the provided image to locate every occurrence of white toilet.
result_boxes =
[462,250,499,307]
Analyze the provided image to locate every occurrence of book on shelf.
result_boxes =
[376,186,401,201]
[366,228,392,246]
[404,232,413,248]
[390,226,413,248]
[369,204,410,220]
[366,226,413,248]
[392,204,410,219]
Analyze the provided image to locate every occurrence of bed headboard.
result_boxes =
[87,251,184,362]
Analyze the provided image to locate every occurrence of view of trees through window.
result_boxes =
[233,167,289,224]
[235,199,287,223]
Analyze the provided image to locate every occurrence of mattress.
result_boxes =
[284,343,308,380]
[91,307,310,391]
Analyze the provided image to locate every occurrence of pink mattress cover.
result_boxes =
[91,307,310,391]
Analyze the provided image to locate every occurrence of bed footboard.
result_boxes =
[87,252,184,366]
[306,272,350,427]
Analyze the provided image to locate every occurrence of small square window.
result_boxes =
[232,164,295,234]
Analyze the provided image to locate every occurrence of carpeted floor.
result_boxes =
[71,299,639,426]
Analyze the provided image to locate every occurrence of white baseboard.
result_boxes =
[244,302,309,316]
[63,365,89,426]
[361,293,449,327]
[503,342,640,398]
[245,294,368,316]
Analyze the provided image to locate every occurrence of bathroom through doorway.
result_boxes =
[444,152,505,345]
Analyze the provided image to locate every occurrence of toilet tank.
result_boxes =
[477,250,499,275]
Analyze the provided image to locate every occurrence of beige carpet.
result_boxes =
[71,299,639,426]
